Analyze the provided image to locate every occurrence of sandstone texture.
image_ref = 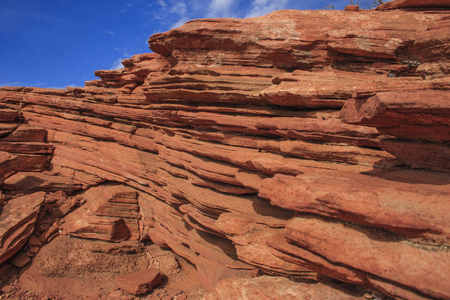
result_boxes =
[203,275,363,300]
[0,192,44,264]
[0,0,449,299]
[116,268,162,295]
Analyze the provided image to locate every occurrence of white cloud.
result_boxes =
[143,0,191,29]
[167,1,191,29]
[30,82,47,87]
[171,17,190,29]
[121,2,134,13]
[107,31,115,37]
[113,47,133,58]
[206,0,236,18]
[46,84,78,89]
[111,58,124,70]
[0,81,24,87]
[157,0,167,8]
[245,0,289,18]
[170,1,188,16]
[0,82,72,88]
[0,9,62,34]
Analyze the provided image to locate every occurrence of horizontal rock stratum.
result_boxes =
[0,0,449,299]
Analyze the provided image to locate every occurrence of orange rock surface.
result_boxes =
[0,0,449,298]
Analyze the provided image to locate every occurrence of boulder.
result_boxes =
[63,184,140,242]
[115,268,161,295]
[0,192,45,264]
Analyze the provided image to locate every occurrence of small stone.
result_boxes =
[51,196,83,218]
[83,294,101,300]
[29,246,40,255]
[38,223,59,243]
[0,262,12,278]
[1,285,14,293]
[116,268,161,295]
[172,289,183,296]
[364,292,374,299]
[10,252,31,268]
[249,269,260,277]
[175,294,187,300]
[28,235,43,247]
[39,223,51,231]
[44,190,67,204]
[107,290,123,299]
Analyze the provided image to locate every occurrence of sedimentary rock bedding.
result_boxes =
[0,0,449,298]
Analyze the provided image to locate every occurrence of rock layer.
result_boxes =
[0,192,44,264]
[62,184,140,242]
[0,0,449,298]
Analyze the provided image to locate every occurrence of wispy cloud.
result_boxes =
[121,2,134,13]
[168,0,190,28]
[206,0,237,18]
[46,84,79,89]
[0,82,24,87]
[171,17,190,29]
[111,58,124,70]
[0,9,61,24]
[0,82,46,87]
[113,47,133,58]
[157,0,168,8]
[0,82,79,89]
[107,31,115,37]
[0,9,62,33]
[141,0,305,32]
[30,82,47,87]
[245,0,289,18]
[143,0,191,29]
[171,1,188,16]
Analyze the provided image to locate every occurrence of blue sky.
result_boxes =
[0,0,369,89]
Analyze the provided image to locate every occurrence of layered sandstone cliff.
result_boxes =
[1,0,449,299]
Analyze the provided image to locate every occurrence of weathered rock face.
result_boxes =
[0,96,51,183]
[203,275,363,300]
[0,0,449,299]
[62,184,140,242]
[0,192,45,265]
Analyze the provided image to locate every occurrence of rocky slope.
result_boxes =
[0,0,449,299]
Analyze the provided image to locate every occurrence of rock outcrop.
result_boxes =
[62,184,140,242]
[0,0,449,299]
[0,192,44,265]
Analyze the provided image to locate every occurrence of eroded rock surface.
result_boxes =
[0,192,44,265]
[0,0,449,298]
[203,275,364,300]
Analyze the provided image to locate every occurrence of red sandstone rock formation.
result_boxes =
[0,192,44,265]
[115,268,162,295]
[0,0,449,298]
